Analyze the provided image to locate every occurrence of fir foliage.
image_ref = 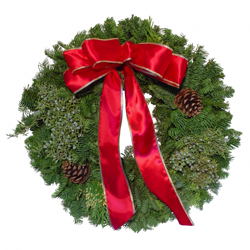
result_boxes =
[9,16,241,232]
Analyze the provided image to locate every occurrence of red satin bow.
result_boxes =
[63,38,193,229]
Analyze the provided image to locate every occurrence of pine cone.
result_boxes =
[62,161,90,184]
[174,88,203,117]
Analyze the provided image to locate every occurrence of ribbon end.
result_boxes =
[110,210,135,230]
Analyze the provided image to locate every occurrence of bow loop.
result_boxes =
[129,43,187,88]
[63,48,91,75]
[82,39,123,70]
[131,43,173,77]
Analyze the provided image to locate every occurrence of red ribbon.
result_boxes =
[63,38,193,229]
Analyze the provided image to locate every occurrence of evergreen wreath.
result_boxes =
[8,16,241,232]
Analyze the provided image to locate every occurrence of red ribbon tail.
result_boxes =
[98,70,135,230]
[123,65,193,226]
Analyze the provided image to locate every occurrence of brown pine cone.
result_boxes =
[62,161,90,184]
[174,87,203,117]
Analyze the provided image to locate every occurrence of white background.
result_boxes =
[1,1,250,249]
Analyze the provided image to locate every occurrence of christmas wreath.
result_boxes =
[8,16,241,232]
